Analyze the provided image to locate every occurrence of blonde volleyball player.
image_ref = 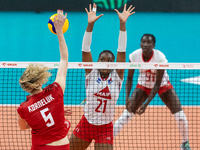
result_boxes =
[113,34,191,150]
[17,10,71,150]
[69,3,135,150]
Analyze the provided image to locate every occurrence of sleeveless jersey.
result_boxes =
[129,49,170,89]
[17,82,70,146]
[83,69,123,125]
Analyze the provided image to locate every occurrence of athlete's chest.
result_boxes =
[86,75,121,101]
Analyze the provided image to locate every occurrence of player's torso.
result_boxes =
[23,83,66,135]
[130,49,169,88]
[83,69,122,125]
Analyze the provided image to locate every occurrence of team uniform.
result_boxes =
[129,48,173,95]
[73,69,122,145]
[17,82,70,150]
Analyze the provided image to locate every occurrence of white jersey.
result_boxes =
[83,69,123,125]
[129,48,170,89]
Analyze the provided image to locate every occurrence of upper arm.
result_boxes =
[82,51,93,75]
[116,52,126,80]
[17,112,29,130]
[127,69,135,80]
[55,59,68,93]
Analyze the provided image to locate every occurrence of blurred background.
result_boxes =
[0,0,200,62]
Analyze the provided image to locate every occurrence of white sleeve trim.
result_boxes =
[82,31,92,52]
[117,31,127,52]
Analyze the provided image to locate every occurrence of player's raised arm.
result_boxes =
[82,3,103,75]
[54,10,69,93]
[114,4,135,80]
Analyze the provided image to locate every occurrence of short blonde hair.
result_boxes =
[19,64,52,92]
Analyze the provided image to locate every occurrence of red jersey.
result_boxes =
[17,82,70,146]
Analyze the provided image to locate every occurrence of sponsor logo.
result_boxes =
[2,63,17,66]
[159,64,169,67]
[78,63,93,67]
[83,64,93,67]
[75,127,80,132]
[54,63,59,67]
[107,64,118,67]
[130,64,137,67]
[94,86,111,99]
[108,78,113,84]
[78,63,82,67]
[154,64,158,67]
[183,64,194,68]
[154,64,169,67]
[96,78,101,84]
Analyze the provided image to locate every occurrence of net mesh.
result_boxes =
[0,62,199,150]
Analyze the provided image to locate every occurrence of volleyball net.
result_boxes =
[0,62,199,150]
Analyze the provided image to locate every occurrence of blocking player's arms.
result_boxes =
[137,69,165,115]
[82,3,103,75]
[17,112,30,130]
[115,4,135,80]
[54,9,69,93]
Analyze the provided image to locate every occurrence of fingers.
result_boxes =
[125,5,135,15]
[123,4,127,11]
[57,9,63,19]
[64,109,72,116]
[89,4,92,12]
[127,5,132,12]
[97,14,104,19]
[130,7,135,12]
[114,9,119,15]
[93,3,97,9]
[86,3,97,13]
[85,8,89,14]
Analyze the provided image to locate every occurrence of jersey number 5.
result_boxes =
[40,108,55,127]
[95,99,107,113]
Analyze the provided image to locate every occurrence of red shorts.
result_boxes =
[31,144,69,150]
[73,115,113,145]
[136,83,173,96]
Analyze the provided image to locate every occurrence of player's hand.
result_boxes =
[54,9,67,33]
[136,104,147,115]
[114,4,135,23]
[64,109,72,116]
[85,3,103,24]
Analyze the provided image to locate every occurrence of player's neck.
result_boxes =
[143,50,153,62]
[30,88,43,96]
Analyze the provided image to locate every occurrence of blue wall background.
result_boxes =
[1,11,200,63]
[0,11,200,105]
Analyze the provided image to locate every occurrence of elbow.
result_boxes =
[19,126,27,130]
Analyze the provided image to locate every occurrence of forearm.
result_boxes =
[82,31,92,53]
[117,30,127,53]
[57,31,68,61]
[120,22,126,31]
[144,84,160,105]
[125,77,133,101]
[86,23,94,32]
